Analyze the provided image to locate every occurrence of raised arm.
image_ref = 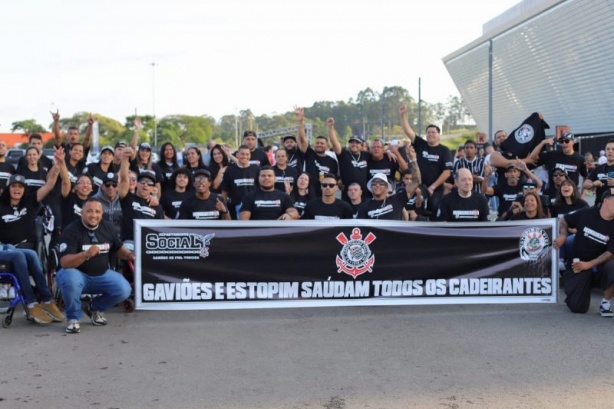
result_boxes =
[52,110,62,148]
[399,104,416,143]
[129,117,141,161]
[37,148,63,202]
[118,147,133,199]
[83,114,94,151]
[295,106,308,153]
[327,117,342,155]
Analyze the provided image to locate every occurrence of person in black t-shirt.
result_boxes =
[118,148,165,241]
[221,145,259,218]
[554,188,614,316]
[61,174,93,229]
[82,145,120,192]
[357,173,409,220]
[346,183,365,218]
[0,140,15,192]
[178,169,231,220]
[302,174,353,220]
[273,148,298,194]
[51,110,92,163]
[436,168,490,222]
[583,139,614,207]
[160,167,193,219]
[56,198,134,333]
[156,142,181,193]
[239,166,298,220]
[233,130,270,167]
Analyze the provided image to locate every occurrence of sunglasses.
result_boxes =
[87,231,99,244]
[104,182,118,187]
[560,139,572,144]
[194,177,209,183]
[371,181,387,186]
[321,183,337,188]
[139,180,155,186]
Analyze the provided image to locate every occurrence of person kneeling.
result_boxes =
[56,198,135,334]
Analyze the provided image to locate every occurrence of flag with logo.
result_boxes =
[500,112,550,159]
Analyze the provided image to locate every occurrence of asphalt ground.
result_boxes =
[1,288,613,409]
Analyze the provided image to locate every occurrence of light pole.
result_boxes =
[150,62,157,148]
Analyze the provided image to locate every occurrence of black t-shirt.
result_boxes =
[178,193,228,220]
[240,189,295,220]
[337,149,369,191]
[291,192,314,217]
[61,192,89,230]
[436,189,490,222]
[18,154,53,170]
[413,138,453,189]
[233,148,270,168]
[538,150,587,187]
[83,162,120,192]
[550,199,589,218]
[221,164,259,203]
[15,165,48,194]
[65,159,86,187]
[299,147,339,196]
[564,206,614,262]
[367,156,400,188]
[0,162,14,191]
[161,189,193,219]
[588,163,614,206]
[492,182,523,216]
[0,192,40,244]
[302,199,353,220]
[58,219,122,276]
[273,165,298,193]
[356,192,406,220]
[155,162,179,193]
[120,192,165,240]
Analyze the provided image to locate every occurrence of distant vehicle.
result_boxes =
[6,149,24,169]
[42,148,55,161]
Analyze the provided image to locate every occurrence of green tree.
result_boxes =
[11,119,46,134]
[157,115,214,149]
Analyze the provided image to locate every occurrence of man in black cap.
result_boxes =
[554,188,614,317]
[527,132,587,191]
[482,161,542,217]
[92,171,123,239]
[179,169,230,220]
[118,148,164,241]
[281,134,301,169]
[326,117,370,201]
[234,131,269,167]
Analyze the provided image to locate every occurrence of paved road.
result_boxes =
[1,289,612,409]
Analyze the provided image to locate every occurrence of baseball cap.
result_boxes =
[138,170,156,184]
[139,142,152,150]
[551,167,568,178]
[100,145,114,155]
[504,164,518,171]
[282,135,296,142]
[349,136,364,144]
[7,174,26,187]
[601,188,614,201]
[114,141,127,148]
[366,173,392,193]
[102,172,118,184]
[560,132,575,141]
[193,169,211,180]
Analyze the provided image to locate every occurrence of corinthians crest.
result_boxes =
[336,228,376,279]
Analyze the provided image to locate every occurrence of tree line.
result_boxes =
[10,86,471,150]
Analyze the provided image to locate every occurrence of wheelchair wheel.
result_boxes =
[3,314,13,328]
[123,299,135,313]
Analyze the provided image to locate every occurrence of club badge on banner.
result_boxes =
[134,219,557,310]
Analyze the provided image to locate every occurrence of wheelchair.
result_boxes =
[0,262,30,328]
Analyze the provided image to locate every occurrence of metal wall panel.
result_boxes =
[444,0,614,137]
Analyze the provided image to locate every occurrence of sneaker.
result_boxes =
[41,301,65,322]
[25,303,53,324]
[600,302,613,317]
[84,301,107,326]
[66,319,80,334]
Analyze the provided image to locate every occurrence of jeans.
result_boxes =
[56,268,131,320]
[0,248,52,305]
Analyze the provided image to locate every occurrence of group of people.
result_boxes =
[1,105,613,333]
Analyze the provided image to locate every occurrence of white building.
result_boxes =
[443,0,614,147]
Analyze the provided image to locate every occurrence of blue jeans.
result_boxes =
[56,268,131,320]
[0,248,52,305]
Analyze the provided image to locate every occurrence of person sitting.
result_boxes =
[506,191,547,220]
[56,198,135,333]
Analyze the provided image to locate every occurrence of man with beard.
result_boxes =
[357,173,414,220]
[179,169,230,220]
[239,166,298,220]
[0,140,14,191]
[92,172,123,239]
[56,198,134,333]
[296,107,338,197]
[326,118,369,201]
[233,130,269,167]
[399,104,453,219]
[436,168,490,222]
[281,134,301,169]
